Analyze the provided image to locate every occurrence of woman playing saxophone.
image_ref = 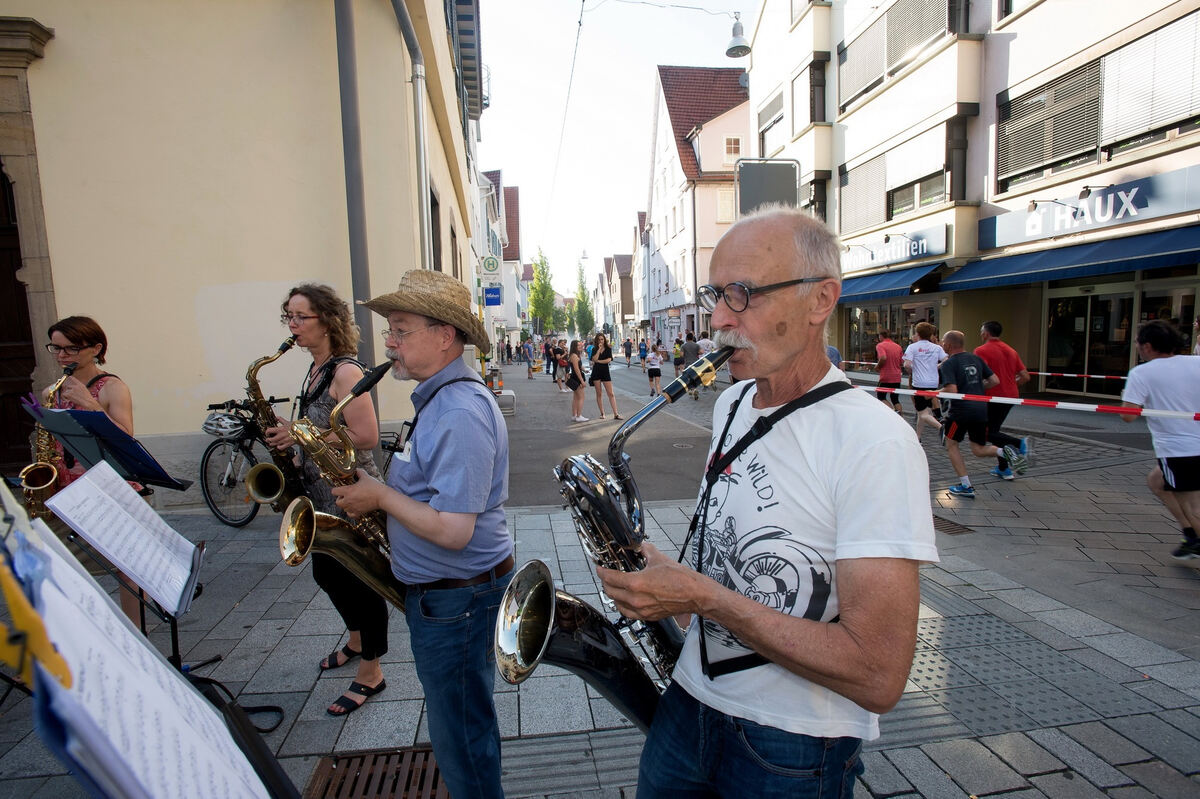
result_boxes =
[263,283,388,716]
[41,315,142,623]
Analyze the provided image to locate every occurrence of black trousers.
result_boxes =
[986,403,1023,451]
[312,552,389,660]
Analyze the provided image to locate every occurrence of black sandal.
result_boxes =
[327,679,386,716]
[319,644,361,672]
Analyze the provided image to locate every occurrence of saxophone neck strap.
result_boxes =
[299,356,363,418]
[691,378,854,680]
[403,376,488,446]
[703,379,853,488]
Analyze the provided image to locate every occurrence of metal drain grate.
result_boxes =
[932,515,975,535]
[303,747,449,799]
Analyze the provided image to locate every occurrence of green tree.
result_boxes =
[552,307,569,336]
[574,262,595,339]
[528,249,556,336]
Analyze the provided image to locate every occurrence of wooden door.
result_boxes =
[0,165,36,473]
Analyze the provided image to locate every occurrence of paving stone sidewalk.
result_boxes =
[1,434,1198,797]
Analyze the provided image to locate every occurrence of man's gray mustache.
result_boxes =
[712,331,756,354]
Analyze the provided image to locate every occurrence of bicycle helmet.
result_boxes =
[202,411,245,440]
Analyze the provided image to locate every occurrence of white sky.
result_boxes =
[477,0,750,296]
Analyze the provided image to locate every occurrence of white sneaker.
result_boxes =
[560,388,571,393]
[573,415,589,422]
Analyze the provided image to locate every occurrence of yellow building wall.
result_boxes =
[7,0,473,436]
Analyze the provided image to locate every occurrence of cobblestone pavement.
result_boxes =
[1,365,1197,798]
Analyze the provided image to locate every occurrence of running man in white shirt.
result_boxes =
[902,321,947,437]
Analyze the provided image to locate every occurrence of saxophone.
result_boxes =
[279,362,407,611]
[243,336,306,512]
[18,364,78,519]
[495,347,735,732]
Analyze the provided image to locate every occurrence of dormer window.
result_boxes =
[725,137,742,165]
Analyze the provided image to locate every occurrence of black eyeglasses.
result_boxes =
[281,313,319,325]
[46,343,85,355]
[697,277,827,313]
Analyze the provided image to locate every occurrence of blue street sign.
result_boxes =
[483,286,502,306]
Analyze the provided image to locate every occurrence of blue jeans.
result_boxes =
[405,572,512,799]
[637,683,863,799]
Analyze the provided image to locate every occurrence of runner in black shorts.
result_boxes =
[939,330,1018,498]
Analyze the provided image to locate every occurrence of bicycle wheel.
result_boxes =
[199,438,264,527]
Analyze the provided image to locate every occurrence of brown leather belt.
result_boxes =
[415,554,514,591]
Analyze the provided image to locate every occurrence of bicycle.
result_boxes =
[199,395,289,527]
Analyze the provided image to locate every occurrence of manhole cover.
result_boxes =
[673,443,694,449]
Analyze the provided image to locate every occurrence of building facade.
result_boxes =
[1,1,488,483]
[745,0,1200,395]
[645,65,749,342]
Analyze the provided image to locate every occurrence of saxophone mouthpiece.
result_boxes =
[63,362,79,376]
[660,346,735,403]
[351,361,393,397]
[279,335,297,352]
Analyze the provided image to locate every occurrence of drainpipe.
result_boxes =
[390,0,433,273]
[690,180,699,334]
[334,0,375,364]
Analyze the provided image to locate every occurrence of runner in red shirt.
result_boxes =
[875,330,904,414]
[975,321,1030,478]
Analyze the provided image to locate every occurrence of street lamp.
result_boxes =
[726,12,751,58]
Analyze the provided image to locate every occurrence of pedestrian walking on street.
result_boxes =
[544,338,555,379]
[553,338,568,393]
[646,341,664,396]
[597,206,937,798]
[903,321,946,439]
[976,321,1031,479]
[939,330,1020,498]
[623,336,633,366]
[566,339,588,422]
[681,332,701,399]
[638,338,648,371]
[874,330,904,414]
[672,337,685,377]
[524,340,535,379]
[1120,320,1200,561]
[589,333,621,419]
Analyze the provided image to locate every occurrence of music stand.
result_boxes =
[23,402,212,671]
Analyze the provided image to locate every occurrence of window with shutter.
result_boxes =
[1101,10,1200,146]
[996,62,1101,188]
[838,0,958,110]
[839,155,887,234]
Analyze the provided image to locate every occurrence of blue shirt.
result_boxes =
[386,357,512,583]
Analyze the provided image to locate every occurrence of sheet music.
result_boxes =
[45,461,197,614]
[37,581,270,799]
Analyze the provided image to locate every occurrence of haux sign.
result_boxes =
[979,163,1200,249]
[841,224,947,273]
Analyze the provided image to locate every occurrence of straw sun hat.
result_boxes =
[360,269,491,352]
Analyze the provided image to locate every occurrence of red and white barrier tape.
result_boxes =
[858,385,1200,421]
[845,361,1128,381]
[1029,371,1126,380]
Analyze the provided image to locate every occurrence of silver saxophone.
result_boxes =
[495,346,735,732]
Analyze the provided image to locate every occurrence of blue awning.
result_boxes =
[943,225,1200,291]
[839,262,941,304]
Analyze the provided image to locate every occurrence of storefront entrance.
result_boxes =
[845,301,938,367]
[1044,270,1196,397]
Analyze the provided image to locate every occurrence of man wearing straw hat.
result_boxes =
[333,269,513,799]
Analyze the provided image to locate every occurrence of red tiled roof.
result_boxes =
[604,256,614,281]
[483,169,501,189]
[613,254,632,277]
[657,65,747,180]
[522,263,533,282]
[502,186,520,262]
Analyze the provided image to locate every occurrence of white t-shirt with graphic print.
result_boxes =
[673,365,939,741]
